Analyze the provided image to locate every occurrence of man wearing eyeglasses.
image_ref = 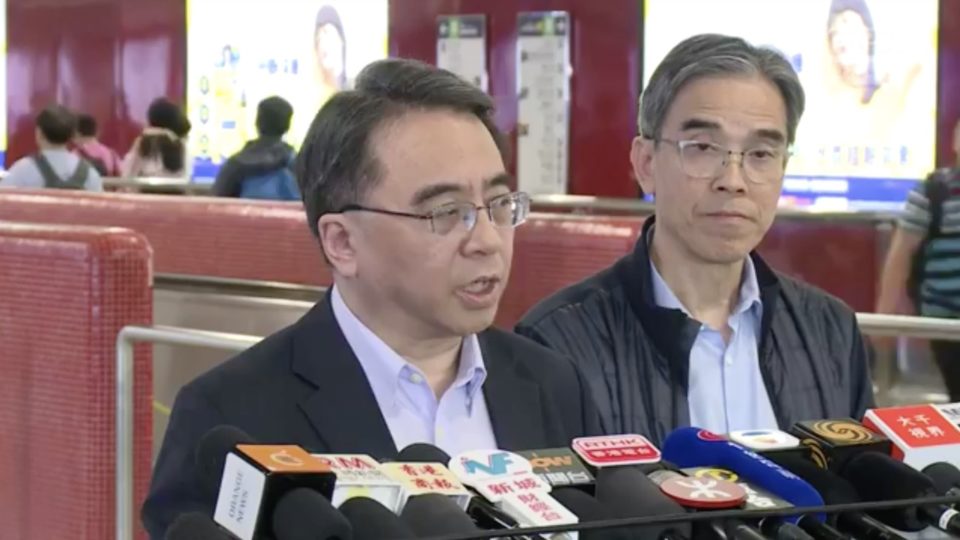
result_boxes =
[143,59,601,538]
[518,34,874,444]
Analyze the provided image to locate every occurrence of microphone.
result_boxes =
[448,448,578,537]
[338,497,416,539]
[728,429,811,464]
[271,487,353,540]
[924,462,960,498]
[766,455,907,540]
[841,451,960,535]
[399,493,481,535]
[788,419,892,472]
[395,443,521,531]
[517,447,596,489]
[680,467,840,540]
[310,454,405,512]
[550,487,636,540]
[648,468,767,540]
[758,519,815,540]
[195,426,338,540]
[862,404,960,469]
[594,466,692,540]
[662,428,825,519]
[164,512,235,540]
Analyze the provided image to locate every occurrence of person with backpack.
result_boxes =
[212,96,299,200]
[74,113,122,176]
[0,105,103,191]
[876,118,960,401]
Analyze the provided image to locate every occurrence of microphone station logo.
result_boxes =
[729,429,800,451]
[936,403,960,427]
[571,434,661,467]
[799,438,830,469]
[686,468,791,510]
[808,419,877,444]
[516,448,595,487]
[449,450,533,482]
[868,404,960,448]
[237,445,329,474]
[696,429,727,442]
[658,475,747,509]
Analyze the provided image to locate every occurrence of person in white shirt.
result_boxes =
[121,98,193,183]
[0,105,102,191]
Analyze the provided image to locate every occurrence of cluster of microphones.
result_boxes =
[166,402,960,539]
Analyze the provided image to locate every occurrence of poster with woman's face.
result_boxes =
[186,0,388,182]
[643,0,939,209]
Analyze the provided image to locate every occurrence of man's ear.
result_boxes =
[317,214,359,277]
[630,136,657,196]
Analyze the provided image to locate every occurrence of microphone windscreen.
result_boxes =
[339,497,416,540]
[400,493,479,535]
[840,452,932,531]
[396,443,452,464]
[923,462,960,495]
[194,425,254,494]
[271,487,353,540]
[551,487,635,540]
[768,455,860,504]
[595,467,692,538]
[164,512,233,540]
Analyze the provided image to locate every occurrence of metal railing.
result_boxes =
[115,325,261,540]
[113,314,960,539]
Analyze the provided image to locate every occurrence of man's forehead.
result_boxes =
[665,77,788,138]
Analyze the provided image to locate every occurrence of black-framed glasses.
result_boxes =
[657,138,789,183]
[337,191,531,235]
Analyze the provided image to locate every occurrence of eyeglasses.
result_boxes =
[337,191,531,235]
[657,138,789,183]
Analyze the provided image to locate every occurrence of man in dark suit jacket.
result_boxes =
[142,58,601,538]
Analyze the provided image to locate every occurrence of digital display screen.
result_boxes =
[643,0,939,209]
[186,0,388,183]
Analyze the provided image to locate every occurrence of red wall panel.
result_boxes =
[6,0,185,167]
[390,0,642,198]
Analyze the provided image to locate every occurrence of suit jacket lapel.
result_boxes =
[479,330,546,450]
[291,294,398,460]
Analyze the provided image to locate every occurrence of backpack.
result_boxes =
[907,168,954,305]
[238,153,299,201]
[33,153,90,190]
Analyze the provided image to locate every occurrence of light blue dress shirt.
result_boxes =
[649,256,778,433]
[330,286,498,456]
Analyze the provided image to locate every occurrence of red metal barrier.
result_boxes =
[0,221,153,539]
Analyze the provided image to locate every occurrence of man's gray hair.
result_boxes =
[639,34,805,144]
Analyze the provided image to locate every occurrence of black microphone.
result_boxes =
[924,462,960,499]
[400,492,482,536]
[271,487,353,540]
[164,512,235,540]
[338,497,415,539]
[550,487,636,540]
[194,426,338,540]
[766,455,906,540]
[759,519,815,540]
[595,466,692,540]
[841,452,960,535]
[396,443,521,530]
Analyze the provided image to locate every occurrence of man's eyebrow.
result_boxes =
[753,128,787,145]
[484,173,513,191]
[410,183,466,206]
[679,118,722,132]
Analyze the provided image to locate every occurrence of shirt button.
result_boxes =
[409,372,424,384]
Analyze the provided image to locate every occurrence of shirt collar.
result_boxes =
[330,285,487,410]
[649,240,762,319]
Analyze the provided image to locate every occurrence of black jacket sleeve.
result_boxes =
[212,157,244,197]
[847,312,876,418]
[141,381,225,539]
